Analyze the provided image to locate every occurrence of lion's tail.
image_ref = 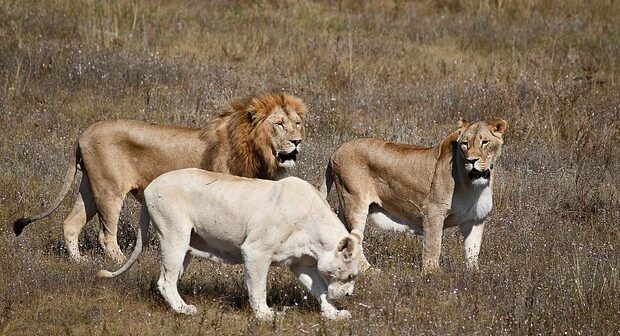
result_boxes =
[13,141,81,236]
[97,203,150,278]
[319,159,335,199]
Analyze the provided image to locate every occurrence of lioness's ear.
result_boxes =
[488,118,508,136]
[337,236,356,260]
[457,118,470,134]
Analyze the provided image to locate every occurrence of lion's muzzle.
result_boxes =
[277,148,298,164]
[276,142,300,167]
[468,168,490,180]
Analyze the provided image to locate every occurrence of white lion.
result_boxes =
[98,168,360,320]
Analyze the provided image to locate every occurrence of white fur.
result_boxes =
[453,185,493,223]
[276,144,300,168]
[278,159,296,168]
[98,169,360,320]
[369,209,424,235]
[451,184,492,270]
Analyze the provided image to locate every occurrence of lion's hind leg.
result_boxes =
[63,175,97,261]
[156,220,196,315]
[94,195,127,264]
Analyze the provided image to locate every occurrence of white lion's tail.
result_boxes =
[97,203,150,278]
[319,160,335,199]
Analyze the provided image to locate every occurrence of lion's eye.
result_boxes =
[461,142,468,149]
[482,140,489,147]
[275,122,284,130]
[296,122,302,128]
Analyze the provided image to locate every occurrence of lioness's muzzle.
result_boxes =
[469,168,490,180]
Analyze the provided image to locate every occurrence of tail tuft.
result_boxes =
[96,270,115,278]
[13,217,31,236]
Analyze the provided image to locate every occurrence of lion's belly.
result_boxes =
[368,204,424,234]
[190,212,248,254]
[189,231,243,264]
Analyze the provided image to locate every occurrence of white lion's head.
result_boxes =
[317,234,361,300]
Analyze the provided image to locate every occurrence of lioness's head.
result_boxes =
[317,234,361,300]
[241,93,306,168]
[456,118,508,187]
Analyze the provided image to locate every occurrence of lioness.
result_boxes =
[13,93,306,263]
[321,118,508,274]
[98,168,360,320]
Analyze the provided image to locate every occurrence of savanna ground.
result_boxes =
[1,0,619,334]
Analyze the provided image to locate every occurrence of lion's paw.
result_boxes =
[178,304,198,315]
[255,308,275,321]
[322,309,351,320]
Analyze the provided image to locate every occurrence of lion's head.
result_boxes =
[203,92,307,179]
[242,94,306,169]
[456,118,508,187]
[317,233,361,300]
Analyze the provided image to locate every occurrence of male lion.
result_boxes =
[13,93,306,263]
[98,168,360,320]
[321,118,508,274]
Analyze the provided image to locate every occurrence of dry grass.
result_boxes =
[1,0,619,334]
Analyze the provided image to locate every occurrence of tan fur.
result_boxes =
[321,119,508,274]
[13,93,307,263]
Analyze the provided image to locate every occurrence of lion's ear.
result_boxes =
[457,118,470,134]
[337,236,356,261]
[246,107,258,122]
[488,118,508,136]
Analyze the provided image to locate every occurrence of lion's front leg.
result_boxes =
[339,200,371,272]
[422,205,447,275]
[290,263,351,320]
[241,248,273,320]
[460,221,485,271]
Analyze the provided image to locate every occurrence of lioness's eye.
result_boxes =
[461,142,468,149]
[482,140,489,147]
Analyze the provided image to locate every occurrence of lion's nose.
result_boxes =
[466,158,479,165]
[290,140,301,147]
